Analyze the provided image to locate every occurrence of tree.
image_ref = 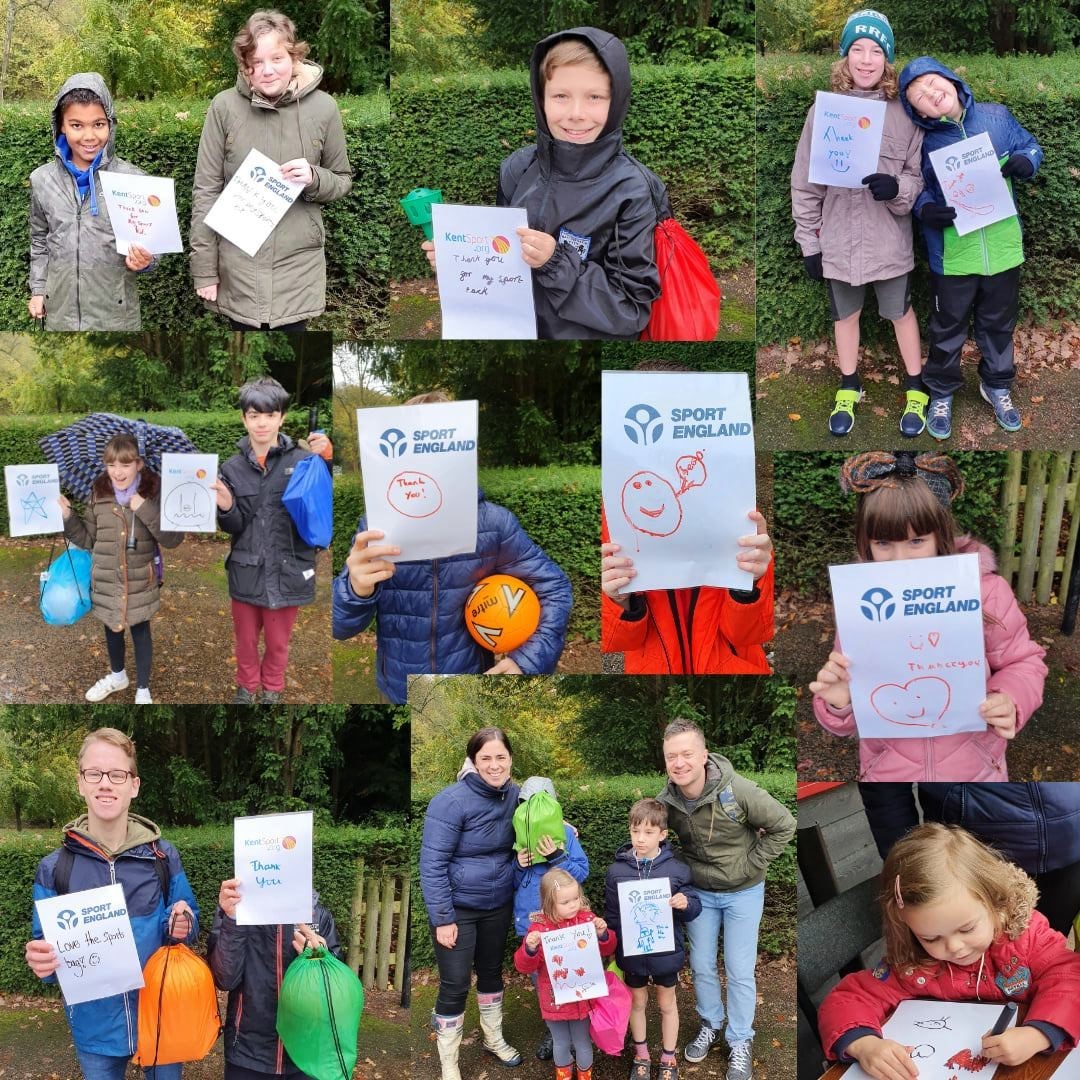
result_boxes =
[1,0,60,102]
[390,0,480,76]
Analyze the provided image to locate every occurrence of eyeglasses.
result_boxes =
[79,769,134,784]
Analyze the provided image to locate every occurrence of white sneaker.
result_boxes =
[135,688,153,704]
[85,671,129,702]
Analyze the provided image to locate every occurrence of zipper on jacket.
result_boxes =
[233,989,244,1047]
[665,591,689,672]
[430,561,439,671]
[75,196,83,327]
[115,503,130,628]
[109,857,135,1054]
[686,588,701,674]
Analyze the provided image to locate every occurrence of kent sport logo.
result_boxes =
[491,236,511,254]
[860,587,896,622]
[56,909,79,929]
[379,428,408,458]
[624,404,663,445]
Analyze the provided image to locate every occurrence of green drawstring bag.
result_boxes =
[513,790,564,863]
[276,947,364,1080]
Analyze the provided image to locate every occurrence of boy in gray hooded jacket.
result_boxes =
[29,73,154,330]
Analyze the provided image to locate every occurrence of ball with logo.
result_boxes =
[464,574,540,653]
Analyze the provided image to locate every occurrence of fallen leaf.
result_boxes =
[788,413,801,421]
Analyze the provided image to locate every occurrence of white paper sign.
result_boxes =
[1049,1043,1080,1080]
[357,400,479,562]
[602,370,756,592]
[204,148,306,258]
[160,453,218,533]
[99,172,183,255]
[234,811,314,925]
[35,884,144,1005]
[541,920,609,1005]
[829,554,988,739]
[846,999,1017,1080]
[432,203,537,340]
[617,877,675,957]
[808,92,888,188]
[5,464,63,537]
[929,132,1017,237]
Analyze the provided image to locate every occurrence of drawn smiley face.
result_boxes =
[621,471,683,536]
[870,676,952,728]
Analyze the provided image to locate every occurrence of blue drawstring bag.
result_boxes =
[40,543,92,626]
[283,455,333,548]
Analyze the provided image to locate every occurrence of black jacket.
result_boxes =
[207,892,342,1075]
[497,26,665,339]
[603,840,700,980]
[218,434,318,608]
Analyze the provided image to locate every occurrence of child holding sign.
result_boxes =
[514,868,618,1080]
[810,451,1047,780]
[29,73,155,330]
[818,823,1080,1075]
[899,57,1043,439]
[60,434,183,705]
[791,10,928,438]
[603,799,701,1080]
[25,728,198,1079]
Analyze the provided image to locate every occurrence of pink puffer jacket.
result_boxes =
[813,537,1047,781]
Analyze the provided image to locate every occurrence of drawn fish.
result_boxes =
[914,1018,953,1031]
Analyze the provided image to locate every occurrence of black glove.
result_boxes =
[1000,154,1035,179]
[917,202,958,229]
[803,252,824,281]
[862,173,900,201]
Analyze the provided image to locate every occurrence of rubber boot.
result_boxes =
[477,991,523,1066]
[555,1067,574,1080]
[576,1067,594,1080]
[432,1012,464,1080]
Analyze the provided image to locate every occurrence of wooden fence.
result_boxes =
[998,451,1079,603]
[345,863,410,991]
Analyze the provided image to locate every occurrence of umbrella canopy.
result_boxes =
[38,413,200,501]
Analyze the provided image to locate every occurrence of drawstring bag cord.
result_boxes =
[39,535,88,608]
[318,952,349,1079]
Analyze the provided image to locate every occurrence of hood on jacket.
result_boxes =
[899,56,973,131]
[519,776,558,802]
[529,27,630,142]
[52,72,116,165]
[236,59,324,106]
[64,811,161,859]
[463,769,515,800]
[613,837,678,869]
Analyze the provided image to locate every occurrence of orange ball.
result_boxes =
[464,574,540,653]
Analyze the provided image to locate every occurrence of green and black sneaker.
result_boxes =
[900,389,929,437]
[828,388,864,436]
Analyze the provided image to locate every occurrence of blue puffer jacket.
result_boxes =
[603,841,700,981]
[331,490,573,703]
[30,815,200,1058]
[420,773,519,927]
[513,823,590,936]
[898,57,1042,276]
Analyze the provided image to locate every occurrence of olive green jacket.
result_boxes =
[189,62,352,328]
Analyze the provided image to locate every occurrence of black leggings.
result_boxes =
[228,318,308,333]
[105,622,152,689]
[432,903,513,1016]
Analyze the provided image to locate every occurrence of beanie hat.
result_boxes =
[839,9,895,63]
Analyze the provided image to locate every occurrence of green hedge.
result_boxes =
[773,451,1009,595]
[333,465,600,640]
[756,52,1080,345]
[389,58,755,278]
[409,770,796,969]
[0,823,407,994]
[0,94,390,336]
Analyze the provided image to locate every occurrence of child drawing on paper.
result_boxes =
[620,451,706,548]
[818,823,1080,1079]
[810,451,1046,781]
[632,900,666,953]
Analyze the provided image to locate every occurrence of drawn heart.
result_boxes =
[870,676,952,728]
[928,632,941,648]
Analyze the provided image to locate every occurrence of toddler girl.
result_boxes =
[810,450,1047,780]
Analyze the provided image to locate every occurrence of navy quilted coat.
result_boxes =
[420,772,519,926]
[331,491,573,703]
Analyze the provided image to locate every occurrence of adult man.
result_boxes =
[656,719,795,1080]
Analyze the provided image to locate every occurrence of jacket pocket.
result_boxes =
[858,744,895,781]
[280,552,316,595]
[226,550,263,597]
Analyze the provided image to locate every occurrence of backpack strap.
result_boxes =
[52,845,75,894]
[716,783,747,825]
[150,843,172,910]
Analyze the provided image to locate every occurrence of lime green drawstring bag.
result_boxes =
[276,947,364,1080]
[513,791,564,863]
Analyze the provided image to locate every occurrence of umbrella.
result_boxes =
[38,413,200,501]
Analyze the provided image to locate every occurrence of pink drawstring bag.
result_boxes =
[589,971,632,1055]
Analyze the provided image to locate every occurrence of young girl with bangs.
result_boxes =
[810,451,1047,781]
[819,823,1080,1079]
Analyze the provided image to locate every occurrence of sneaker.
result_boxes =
[899,389,929,437]
[927,396,953,440]
[684,1024,720,1063]
[232,686,257,704]
[727,1040,754,1080]
[535,1029,554,1061]
[134,688,153,705]
[828,388,863,436]
[980,383,1022,432]
[260,690,282,705]
[85,671,129,702]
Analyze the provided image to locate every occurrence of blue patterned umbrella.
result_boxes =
[38,413,200,501]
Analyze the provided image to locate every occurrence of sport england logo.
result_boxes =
[945,155,962,173]
[250,165,267,183]
[15,473,28,486]
[56,909,78,929]
[860,587,896,622]
[623,404,663,445]
[379,428,408,458]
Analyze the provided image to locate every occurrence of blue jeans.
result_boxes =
[75,1051,182,1080]
[684,880,765,1044]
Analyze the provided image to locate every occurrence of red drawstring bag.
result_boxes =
[589,969,633,1055]
[641,217,722,341]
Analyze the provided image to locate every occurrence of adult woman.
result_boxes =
[190,9,352,330]
[420,727,523,1079]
